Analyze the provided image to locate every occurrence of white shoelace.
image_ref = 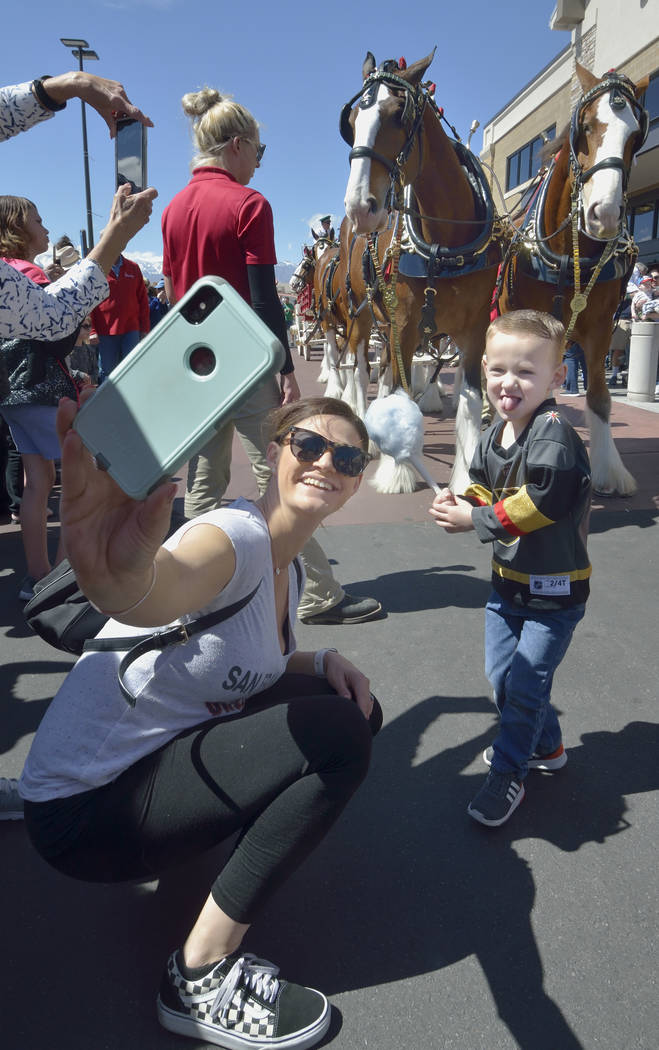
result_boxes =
[211,954,280,1020]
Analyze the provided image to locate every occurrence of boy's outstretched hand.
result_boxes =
[429,488,475,533]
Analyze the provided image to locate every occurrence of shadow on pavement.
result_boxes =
[2,692,657,1049]
[342,565,491,613]
[251,708,658,1050]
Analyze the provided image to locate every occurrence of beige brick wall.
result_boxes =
[620,39,659,88]
[482,83,572,208]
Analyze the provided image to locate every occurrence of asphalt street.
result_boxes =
[1,353,657,1050]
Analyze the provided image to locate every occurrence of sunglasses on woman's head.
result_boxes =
[280,427,371,477]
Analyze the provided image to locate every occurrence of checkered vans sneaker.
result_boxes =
[468,770,525,827]
[157,949,330,1049]
[483,744,567,772]
[0,778,24,821]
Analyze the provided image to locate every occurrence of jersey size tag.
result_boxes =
[529,574,571,596]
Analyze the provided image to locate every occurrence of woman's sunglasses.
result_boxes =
[241,138,266,162]
[280,427,371,477]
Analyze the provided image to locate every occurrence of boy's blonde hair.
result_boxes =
[181,88,259,170]
[486,310,565,365]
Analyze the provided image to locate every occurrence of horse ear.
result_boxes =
[312,230,318,241]
[575,62,599,93]
[400,47,437,87]
[362,52,376,80]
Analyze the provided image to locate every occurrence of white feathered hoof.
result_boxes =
[448,461,472,498]
[324,369,344,400]
[341,367,359,413]
[586,407,637,496]
[416,383,444,415]
[369,454,418,494]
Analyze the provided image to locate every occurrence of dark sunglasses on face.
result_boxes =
[242,138,266,162]
[280,426,371,477]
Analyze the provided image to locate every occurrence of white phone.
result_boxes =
[73,277,285,500]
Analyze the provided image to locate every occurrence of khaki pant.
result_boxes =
[184,378,343,617]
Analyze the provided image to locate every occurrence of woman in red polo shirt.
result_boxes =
[161,88,299,517]
[161,87,382,627]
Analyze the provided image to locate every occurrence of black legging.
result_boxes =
[24,674,382,923]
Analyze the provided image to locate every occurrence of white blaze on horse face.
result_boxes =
[344,83,390,234]
[582,94,638,240]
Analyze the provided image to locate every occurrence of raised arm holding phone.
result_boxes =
[0,73,156,341]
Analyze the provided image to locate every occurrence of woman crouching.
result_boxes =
[20,394,381,1050]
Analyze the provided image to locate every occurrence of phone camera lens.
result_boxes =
[189,347,216,376]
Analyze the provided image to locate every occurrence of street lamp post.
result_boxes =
[467,119,480,151]
[60,38,99,251]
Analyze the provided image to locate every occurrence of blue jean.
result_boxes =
[484,592,585,779]
[563,344,587,393]
[97,331,140,383]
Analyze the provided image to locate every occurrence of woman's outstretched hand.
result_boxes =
[56,392,176,613]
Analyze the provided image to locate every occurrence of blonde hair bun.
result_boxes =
[181,87,225,119]
[181,87,258,169]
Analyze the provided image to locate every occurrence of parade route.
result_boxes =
[1,352,657,1050]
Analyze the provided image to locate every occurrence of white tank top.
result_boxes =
[20,500,303,802]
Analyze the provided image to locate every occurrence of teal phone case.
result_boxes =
[73,276,285,500]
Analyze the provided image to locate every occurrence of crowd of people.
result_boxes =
[0,63,645,1050]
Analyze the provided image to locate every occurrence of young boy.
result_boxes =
[430,310,591,827]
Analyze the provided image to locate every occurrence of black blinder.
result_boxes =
[340,103,354,147]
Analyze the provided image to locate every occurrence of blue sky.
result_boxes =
[3,1,570,273]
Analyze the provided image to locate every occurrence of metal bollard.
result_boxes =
[627,322,659,403]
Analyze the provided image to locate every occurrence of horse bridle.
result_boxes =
[569,72,649,191]
[339,69,426,184]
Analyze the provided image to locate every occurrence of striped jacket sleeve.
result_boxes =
[466,435,585,543]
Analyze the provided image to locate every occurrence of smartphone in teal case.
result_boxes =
[73,276,285,500]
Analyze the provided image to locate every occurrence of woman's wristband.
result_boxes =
[90,563,157,617]
[313,648,337,676]
[32,76,67,112]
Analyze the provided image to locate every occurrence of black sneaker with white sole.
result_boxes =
[157,949,330,1049]
[468,770,525,827]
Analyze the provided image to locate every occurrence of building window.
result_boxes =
[631,198,658,242]
[505,126,556,191]
[640,70,659,130]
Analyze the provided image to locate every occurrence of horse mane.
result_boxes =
[541,123,569,167]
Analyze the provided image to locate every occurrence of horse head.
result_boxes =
[290,245,315,294]
[571,63,648,240]
[342,50,435,235]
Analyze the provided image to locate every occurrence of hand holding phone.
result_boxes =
[72,277,285,500]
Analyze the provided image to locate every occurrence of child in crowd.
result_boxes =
[430,310,592,827]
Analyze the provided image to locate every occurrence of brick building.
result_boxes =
[480,1,659,264]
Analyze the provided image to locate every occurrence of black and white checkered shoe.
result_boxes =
[157,949,330,1049]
